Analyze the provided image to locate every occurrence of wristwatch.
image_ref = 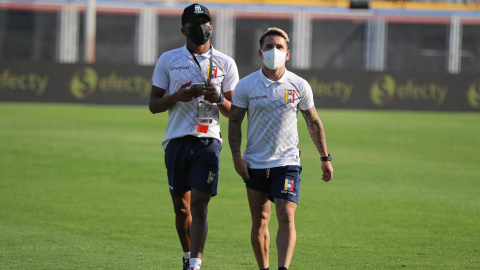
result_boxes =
[320,154,332,162]
[216,93,224,105]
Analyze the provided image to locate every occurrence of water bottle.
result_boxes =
[197,97,213,133]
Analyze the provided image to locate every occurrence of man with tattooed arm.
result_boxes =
[228,27,334,270]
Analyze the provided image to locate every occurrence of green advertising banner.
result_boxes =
[0,61,153,105]
[1,61,479,112]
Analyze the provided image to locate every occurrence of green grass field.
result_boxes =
[0,103,479,269]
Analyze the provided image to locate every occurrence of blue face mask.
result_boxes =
[187,24,212,45]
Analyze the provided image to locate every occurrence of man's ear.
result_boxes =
[181,27,188,36]
[258,49,263,60]
[286,50,291,61]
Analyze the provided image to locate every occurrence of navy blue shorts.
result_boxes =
[245,165,302,204]
[165,136,222,197]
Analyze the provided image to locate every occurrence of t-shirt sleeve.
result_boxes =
[221,59,239,93]
[152,53,169,90]
[232,79,248,109]
[298,79,315,111]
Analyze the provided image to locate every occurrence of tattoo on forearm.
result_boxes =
[228,105,247,158]
[301,107,327,156]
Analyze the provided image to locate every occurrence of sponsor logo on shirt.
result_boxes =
[170,66,190,71]
[248,95,268,101]
[207,171,217,185]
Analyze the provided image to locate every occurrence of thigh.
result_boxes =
[246,188,271,219]
[190,188,212,210]
[165,137,190,196]
[274,197,297,220]
[270,165,302,204]
[172,191,191,213]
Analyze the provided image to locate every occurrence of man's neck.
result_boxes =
[186,40,211,55]
[261,65,285,82]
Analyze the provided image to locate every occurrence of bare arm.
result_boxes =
[300,106,328,156]
[228,105,250,180]
[228,105,246,158]
[217,91,233,118]
[201,78,233,119]
[300,106,333,181]
[149,82,202,114]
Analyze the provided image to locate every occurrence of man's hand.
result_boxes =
[233,156,250,181]
[175,81,202,102]
[321,161,333,182]
[202,78,221,103]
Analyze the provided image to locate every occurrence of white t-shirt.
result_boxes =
[152,45,239,149]
[232,68,315,169]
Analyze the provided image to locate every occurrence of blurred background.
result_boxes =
[0,0,480,110]
[1,0,479,73]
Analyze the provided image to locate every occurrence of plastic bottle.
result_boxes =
[197,97,213,133]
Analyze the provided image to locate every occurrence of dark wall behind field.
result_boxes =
[1,61,479,112]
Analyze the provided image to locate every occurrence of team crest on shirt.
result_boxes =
[207,171,217,185]
[207,65,222,79]
[285,90,299,103]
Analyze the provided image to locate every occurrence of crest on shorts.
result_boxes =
[207,171,217,185]
[284,179,295,191]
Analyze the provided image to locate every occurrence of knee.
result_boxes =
[173,203,190,218]
[277,207,295,225]
[190,201,208,219]
[251,210,270,229]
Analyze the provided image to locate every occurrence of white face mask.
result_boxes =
[261,48,287,70]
